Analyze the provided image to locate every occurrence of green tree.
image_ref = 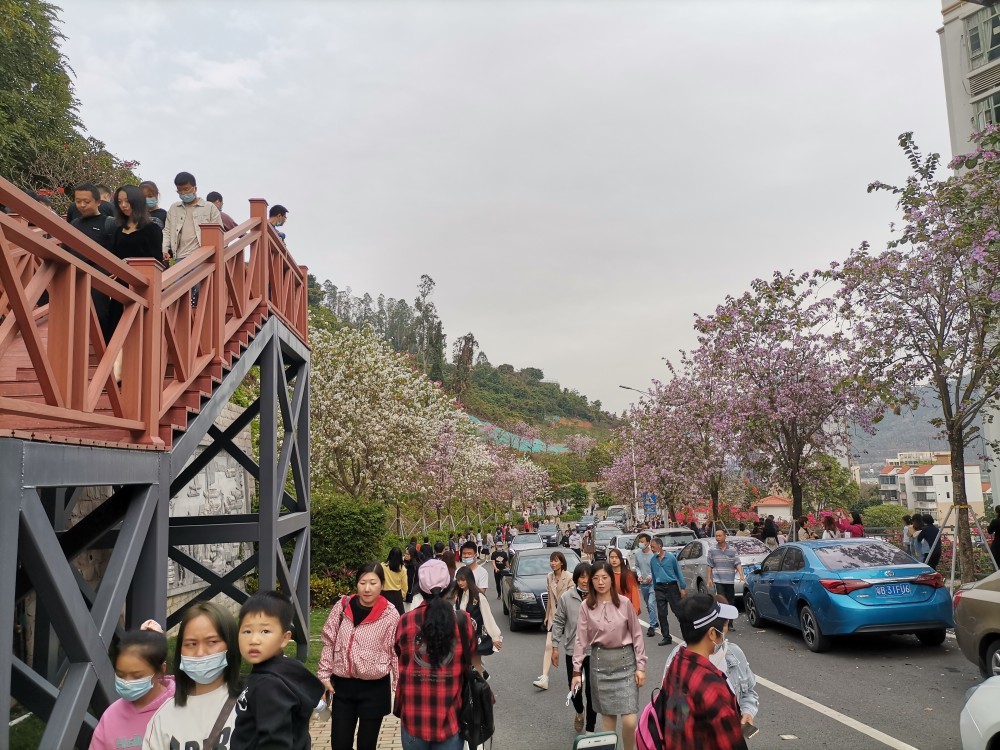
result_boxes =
[800,454,859,515]
[860,503,910,530]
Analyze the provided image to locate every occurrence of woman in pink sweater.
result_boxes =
[836,509,865,538]
[572,561,647,750]
[89,628,175,750]
[317,562,400,750]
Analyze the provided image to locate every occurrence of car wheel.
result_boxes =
[983,639,1000,679]
[799,605,830,653]
[744,593,765,627]
[696,579,707,594]
[508,605,521,632]
[502,595,509,615]
[916,628,946,647]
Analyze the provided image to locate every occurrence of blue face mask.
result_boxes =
[145,198,157,208]
[179,193,197,205]
[115,675,154,702]
[180,652,227,684]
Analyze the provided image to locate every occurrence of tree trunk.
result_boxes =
[790,474,803,520]
[710,486,720,523]
[948,431,975,583]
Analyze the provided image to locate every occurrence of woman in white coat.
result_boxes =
[454,565,504,677]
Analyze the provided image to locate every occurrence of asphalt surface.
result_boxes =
[477,590,982,750]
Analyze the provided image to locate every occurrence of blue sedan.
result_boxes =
[743,539,953,652]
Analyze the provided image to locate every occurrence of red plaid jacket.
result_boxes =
[394,604,475,742]
[660,647,748,750]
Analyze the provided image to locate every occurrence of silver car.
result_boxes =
[676,536,770,599]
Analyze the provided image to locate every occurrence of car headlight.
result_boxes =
[513,591,536,602]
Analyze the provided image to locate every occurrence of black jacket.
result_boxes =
[231,654,324,750]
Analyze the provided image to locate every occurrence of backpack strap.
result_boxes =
[205,694,237,750]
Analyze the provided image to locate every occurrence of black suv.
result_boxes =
[538,523,563,547]
[576,515,596,533]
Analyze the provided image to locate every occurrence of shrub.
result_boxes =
[311,487,388,576]
[859,504,910,530]
[310,573,354,608]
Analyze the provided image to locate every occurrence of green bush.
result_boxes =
[311,488,388,576]
[310,573,354,608]
[561,508,583,521]
[859,504,910,529]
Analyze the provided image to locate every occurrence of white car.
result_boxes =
[509,533,544,553]
[960,676,1000,750]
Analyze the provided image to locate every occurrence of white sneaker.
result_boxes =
[532,675,549,690]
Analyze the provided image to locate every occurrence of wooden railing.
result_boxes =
[0,176,308,447]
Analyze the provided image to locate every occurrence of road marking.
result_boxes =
[755,675,919,750]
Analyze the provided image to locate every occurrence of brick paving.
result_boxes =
[309,713,402,749]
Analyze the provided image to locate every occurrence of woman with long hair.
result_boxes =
[762,515,779,549]
[453,565,503,677]
[139,180,167,228]
[381,547,408,614]
[403,545,419,605]
[532,550,574,690]
[608,547,641,614]
[441,549,457,580]
[571,562,646,750]
[317,562,400,750]
[836,509,865,538]
[143,602,242,750]
[550,563,596,735]
[821,515,839,540]
[395,559,475,750]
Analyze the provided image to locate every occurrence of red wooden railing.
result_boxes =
[0,176,308,448]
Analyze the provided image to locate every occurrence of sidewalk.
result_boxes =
[309,713,403,749]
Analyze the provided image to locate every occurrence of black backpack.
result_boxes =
[457,614,495,748]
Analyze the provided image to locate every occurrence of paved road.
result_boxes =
[480,591,980,750]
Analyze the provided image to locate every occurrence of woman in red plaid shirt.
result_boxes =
[656,594,748,750]
[394,558,475,750]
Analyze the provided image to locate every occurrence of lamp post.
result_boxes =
[619,385,648,520]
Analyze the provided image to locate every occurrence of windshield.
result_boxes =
[514,534,541,544]
[595,529,617,543]
[516,552,578,576]
[658,532,696,547]
[580,516,595,523]
[616,536,637,550]
[813,542,916,570]
[538,525,557,534]
[711,537,769,556]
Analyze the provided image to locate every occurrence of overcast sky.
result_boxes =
[55,0,951,414]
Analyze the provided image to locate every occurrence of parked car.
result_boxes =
[652,528,699,557]
[537,523,563,547]
[743,539,953,653]
[576,515,596,533]
[510,533,545,554]
[954,570,1000,678]
[501,547,582,631]
[592,525,619,562]
[960,676,1000,750]
[611,533,638,554]
[676,537,770,599]
[605,504,635,531]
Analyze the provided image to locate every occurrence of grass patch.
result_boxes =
[10,716,45,750]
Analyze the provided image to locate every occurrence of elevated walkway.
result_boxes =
[0,177,313,748]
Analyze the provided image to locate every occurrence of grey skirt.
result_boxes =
[590,644,638,716]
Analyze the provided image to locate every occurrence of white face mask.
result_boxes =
[709,633,729,671]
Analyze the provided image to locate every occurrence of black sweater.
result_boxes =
[231,654,324,750]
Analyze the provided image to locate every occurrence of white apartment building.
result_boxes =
[878,451,987,522]
[938,1,1000,491]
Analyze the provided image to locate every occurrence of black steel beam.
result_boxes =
[169,397,260,496]
[0,446,22,742]
[11,657,98,749]
[165,553,257,629]
[20,441,160,487]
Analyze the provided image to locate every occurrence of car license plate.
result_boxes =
[873,583,911,597]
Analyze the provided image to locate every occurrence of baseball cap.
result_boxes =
[417,558,451,595]
[679,593,738,633]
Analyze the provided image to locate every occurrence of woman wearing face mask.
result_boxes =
[653,594,748,749]
[453,565,503,678]
[139,181,167,229]
[318,562,400,750]
[550,563,596,735]
[381,547,408,615]
[661,603,760,731]
[631,533,659,637]
[143,602,242,750]
[89,628,174,749]
[572,562,647,750]
[532,551,574,690]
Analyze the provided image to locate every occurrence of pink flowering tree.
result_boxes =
[565,433,597,455]
[693,271,870,520]
[836,130,1000,580]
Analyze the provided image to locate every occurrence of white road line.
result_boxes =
[753,676,918,750]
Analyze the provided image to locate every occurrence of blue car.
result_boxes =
[743,539,953,652]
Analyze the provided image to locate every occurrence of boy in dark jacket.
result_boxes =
[233,591,324,750]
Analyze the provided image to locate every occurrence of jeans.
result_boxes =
[654,582,683,639]
[400,728,463,750]
[494,571,503,598]
[639,582,657,628]
[566,655,597,732]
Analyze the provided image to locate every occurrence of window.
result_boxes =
[879,476,897,486]
[914,476,934,487]
[780,547,805,572]
[760,549,785,573]
[814,542,913,570]
[974,92,1000,132]
[967,5,1000,71]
